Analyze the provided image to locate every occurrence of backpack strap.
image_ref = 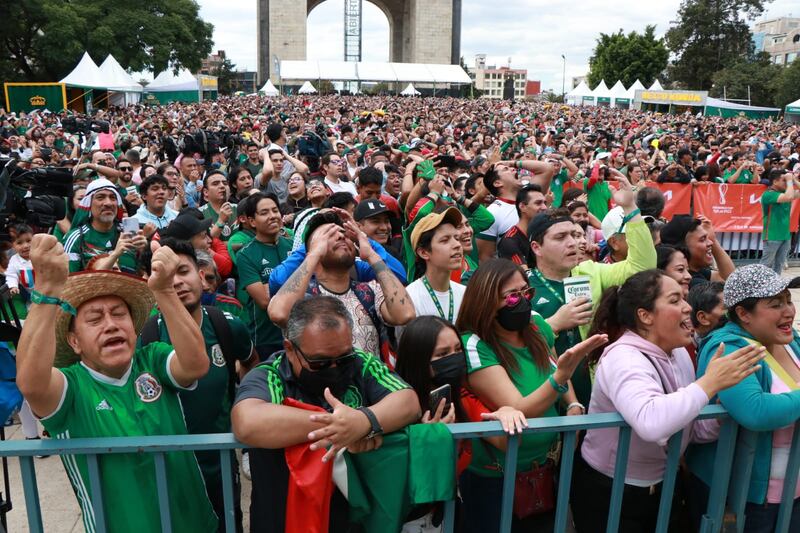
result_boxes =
[204,306,238,402]
[139,315,160,347]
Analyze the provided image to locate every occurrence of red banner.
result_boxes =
[691,183,800,233]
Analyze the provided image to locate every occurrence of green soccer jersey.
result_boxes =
[528,270,591,405]
[723,168,754,184]
[762,189,791,241]
[40,343,218,533]
[138,308,253,482]
[582,177,612,220]
[227,229,255,265]
[199,203,238,242]
[462,315,558,478]
[236,236,293,347]
[551,168,569,208]
[63,223,137,274]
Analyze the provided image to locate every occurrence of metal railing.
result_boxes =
[1,405,798,533]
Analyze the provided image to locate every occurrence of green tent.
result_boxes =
[785,98,800,122]
[704,97,780,119]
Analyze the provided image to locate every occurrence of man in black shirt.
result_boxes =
[231,296,420,533]
[497,184,547,269]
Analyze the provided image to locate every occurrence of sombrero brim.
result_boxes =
[54,270,156,368]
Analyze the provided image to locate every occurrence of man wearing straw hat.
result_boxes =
[16,234,218,533]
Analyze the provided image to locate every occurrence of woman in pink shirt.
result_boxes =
[570,269,764,532]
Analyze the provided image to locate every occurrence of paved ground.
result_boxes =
[5,267,800,531]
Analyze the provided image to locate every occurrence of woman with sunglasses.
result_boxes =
[571,270,764,532]
[456,258,607,533]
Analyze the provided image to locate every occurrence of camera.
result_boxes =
[0,158,72,236]
[62,117,111,135]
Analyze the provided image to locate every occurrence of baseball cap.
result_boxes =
[354,199,389,222]
[600,207,627,241]
[723,264,792,308]
[410,207,462,251]
[162,212,213,240]
[659,215,701,247]
[527,213,573,244]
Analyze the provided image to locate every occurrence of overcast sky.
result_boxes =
[197,0,800,91]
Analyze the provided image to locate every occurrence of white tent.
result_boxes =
[60,52,108,89]
[609,80,629,107]
[298,81,317,94]
[400,83,421,96]
[648,80,664,91]
[786,98,800,122]
[565,80,593,105]
[626,79,646,101]
[259,79,279,96]
[278,60,472,85]
[147,68,199,92]
[98,55,142,106]
[591,80,612,106]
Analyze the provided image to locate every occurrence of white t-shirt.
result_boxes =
[324,177,358,197]
[405,277,466,324]
[480,198,519,241]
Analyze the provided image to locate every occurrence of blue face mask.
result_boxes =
[210,162,221,169]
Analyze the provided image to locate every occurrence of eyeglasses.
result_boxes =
[292,342,356,371]
[502,286,535,307]
[119,166,133,171]
[164,171,179,177]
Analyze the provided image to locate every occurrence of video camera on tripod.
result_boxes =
[0,158,73,238]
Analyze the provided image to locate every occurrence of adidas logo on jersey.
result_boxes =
[262,259,269,265]
[95,399,113,411]
[536,297,549,305]
[106,241,113,247]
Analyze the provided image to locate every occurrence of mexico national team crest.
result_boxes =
[211,344,225,367]
[135,373,162,402]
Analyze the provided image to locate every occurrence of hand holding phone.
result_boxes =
[121,217,139,236]
[428,384,452,414]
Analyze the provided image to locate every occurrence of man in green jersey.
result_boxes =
[236,192,293,360]
[761,169,800,274]
[17,235,217,533]
[200,170,237,242]
[528,177,655,406]
[63,178,145,274]
[226,195,257,265]
[141,238,257,531]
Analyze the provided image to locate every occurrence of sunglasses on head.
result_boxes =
[503,286,535,307]
[293,342,356,371]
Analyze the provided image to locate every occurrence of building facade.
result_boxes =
[753,17,800,65]
[468,55,529,99]
[201,50,226,75]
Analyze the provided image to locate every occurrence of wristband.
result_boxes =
[548,375,569,394]
[567,402,585,413]
[30,290,76,316]
[215,221,226,228]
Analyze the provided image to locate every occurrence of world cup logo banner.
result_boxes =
[717,183,728,206]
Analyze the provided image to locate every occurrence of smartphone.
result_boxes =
[121,217,139,236]
[125,185,138,196]
[429,384,452,414]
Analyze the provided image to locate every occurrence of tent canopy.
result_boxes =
[785,97,800,114]
[626,80,646,100]
[278,60,472,84]
[60,52,108,89]
[98,55,143,93]
[591,80,611,98]
[401,83,421,96]
[298,81,317,94]
[260,79,279,96]
[648,80,664,91]
[147,68,198,92]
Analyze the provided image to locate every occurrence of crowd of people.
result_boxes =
[3,94,800,532]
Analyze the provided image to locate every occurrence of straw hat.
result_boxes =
[54,271,156,368]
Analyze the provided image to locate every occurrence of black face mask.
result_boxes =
[298,361,355,399]
[496,298,532,332]
[431,352,466,387]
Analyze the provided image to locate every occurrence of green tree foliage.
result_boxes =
[213,59,237,95]
[0,0,214,82]
[709,53,782,106]
[772,58,800,109]
[587,25,669,88]
[665,0,766,90]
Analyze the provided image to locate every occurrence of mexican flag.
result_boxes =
[283,398,456,533]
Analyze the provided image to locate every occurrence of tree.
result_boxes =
[772,58,800,109]
[709,52,782,107]
[587,25,669,88]
[0,0,214,83]
[665,0,766,90]
[213,59,237,95]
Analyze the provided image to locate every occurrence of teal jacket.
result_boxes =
[686,321,800,504]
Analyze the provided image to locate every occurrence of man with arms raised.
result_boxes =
[17,235,217,532]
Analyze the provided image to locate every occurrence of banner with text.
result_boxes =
[692,183,800,233]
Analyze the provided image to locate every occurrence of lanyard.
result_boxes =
[422,276,454,322]
[531,269,565,306]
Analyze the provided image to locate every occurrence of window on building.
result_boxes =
[775,55,785,64]
[794,34,800,43]
[788,52,797,63]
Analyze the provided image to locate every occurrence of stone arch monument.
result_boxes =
[257,0,462,84]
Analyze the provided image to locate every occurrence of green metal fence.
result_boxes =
[1,405,798,532]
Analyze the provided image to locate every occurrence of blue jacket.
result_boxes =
[268,239,407,296]
[686,321,800,504]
